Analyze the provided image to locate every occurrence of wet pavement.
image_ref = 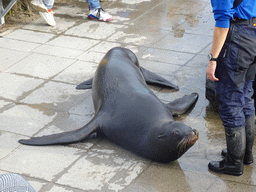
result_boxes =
[1,0,256,191]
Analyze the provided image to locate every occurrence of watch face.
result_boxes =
[207,53,212,60]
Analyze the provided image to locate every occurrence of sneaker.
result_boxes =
[39,9,56,26]
[88,8,113,22]
[31,0,48,12]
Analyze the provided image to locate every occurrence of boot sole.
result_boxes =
[244,160,253,165]
[88,16,113,22]
[208,164,243,176]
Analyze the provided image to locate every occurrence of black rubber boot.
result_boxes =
[209,126,246,176]
[221,115,255,165]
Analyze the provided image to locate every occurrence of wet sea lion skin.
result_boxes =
[19,47,199,163]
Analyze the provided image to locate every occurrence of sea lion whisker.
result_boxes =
[177,132,196,157]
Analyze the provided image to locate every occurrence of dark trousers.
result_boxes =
[215,23,256,128]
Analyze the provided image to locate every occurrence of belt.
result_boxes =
[231,17,256,25]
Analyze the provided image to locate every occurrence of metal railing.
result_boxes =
[0,0,18,25]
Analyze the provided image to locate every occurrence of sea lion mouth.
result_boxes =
[177,129,199,158]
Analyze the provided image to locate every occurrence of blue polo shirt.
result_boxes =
[211,0,256,28]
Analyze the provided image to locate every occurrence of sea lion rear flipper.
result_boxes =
[166,93,199,116]
[76,78,93,89]
[18,118,100,146]
[139,67,179,90]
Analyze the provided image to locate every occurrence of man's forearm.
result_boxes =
[211,27,229,58]
[206,27,229,81]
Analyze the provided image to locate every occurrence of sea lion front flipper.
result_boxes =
[139,67,179,90]
[166,93,199,116]
[18,117,100,146]
[76,78,93,89]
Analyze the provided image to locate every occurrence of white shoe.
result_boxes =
[31,0,48,12]
[88,8,113,22]
[39,9,56,26]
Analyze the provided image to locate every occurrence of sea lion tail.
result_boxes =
[18,121,99,146]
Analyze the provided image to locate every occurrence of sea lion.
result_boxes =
[19,47,199,163]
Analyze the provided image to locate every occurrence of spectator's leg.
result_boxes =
[39,0,56,26]
[86,0,100,10]
[44,0,54,10]
[0,173,36,192]
[31,0,48,12]
[87,0,113,21]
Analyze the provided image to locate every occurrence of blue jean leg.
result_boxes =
[42,0,101,10]
[44,0,54,10]
[86,0,100,10]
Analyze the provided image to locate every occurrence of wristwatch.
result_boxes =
[207,53,218,61]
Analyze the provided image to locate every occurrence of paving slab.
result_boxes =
[0,38,41,52]
[53,60,98,84]
[68,94,95,116]
[55,139,150,191]
[36,112,95,136]
[0,100,12,109]
[1,0,256,191]
[139,59,182,76]
[6,53,75,79]
[176,4,215,35]
[0,104,57,136]
[45,36,100,50]
[32,44,85,59]
[4,29,55,44]
[20,81,90,112]
[65,22,124,39]
[132,6,186,31]
[89,42,144,54]
[46,185,85,192]
[139,48,195,65]
[0,48,31,71]
[0,145,82,181]
[0,131,24,159]
[0,73,44,101]
[123,163,214,192]
[22,16,78,35]
[152,32,212,54]
[206,180,256,192]
[107,0,164,24]
[107,26,169,46]
[77,50,108,63]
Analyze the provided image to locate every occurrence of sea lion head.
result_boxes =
[148,121,199,163]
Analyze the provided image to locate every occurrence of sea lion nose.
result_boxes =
[192,129,199,137]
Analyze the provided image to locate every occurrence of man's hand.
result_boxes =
[207,61,219,81]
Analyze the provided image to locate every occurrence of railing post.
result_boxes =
[0,0,18,25]
[0,0,4,25]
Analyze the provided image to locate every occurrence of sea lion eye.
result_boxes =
[173,131,179,136]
